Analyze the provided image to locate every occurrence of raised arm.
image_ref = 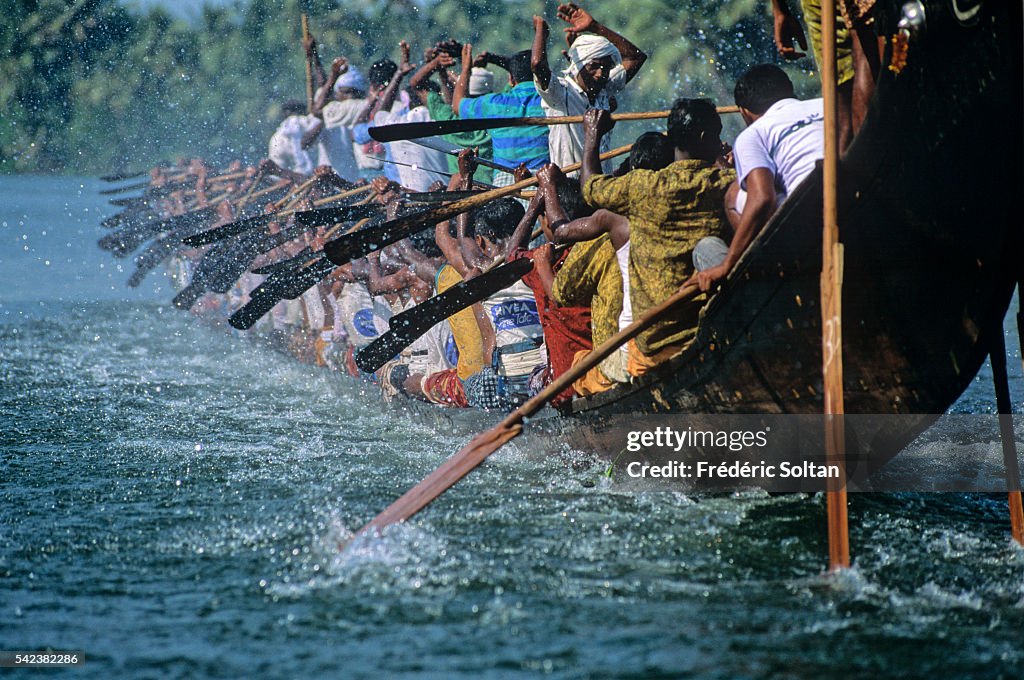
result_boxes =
[530,15,552,90]
[504,192,546,259]
[313,57,349,113]
[451,43,473,116]
[303,34,326,91]
[371,40,415,119]
[580,108,613,185]
[770,0,809,60]
[475,50,510,73]
[557,3,647,81]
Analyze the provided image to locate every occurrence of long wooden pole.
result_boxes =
[990,323,1024,545]
[301,14,313,114]
[821,0,850,571]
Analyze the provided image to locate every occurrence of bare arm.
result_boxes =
[530,16,552,90]
[472,302,495,366]
[504,192,545,258]
[691,168,777,291]
[313,57,349,113]
[580,108,613,185]
[557,3,647,81]
[451,43,473,117]
[771,0,809,60]
[371,40,414,119]
[393,238,440,285]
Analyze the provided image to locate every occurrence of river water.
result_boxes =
[2,175,1022,678]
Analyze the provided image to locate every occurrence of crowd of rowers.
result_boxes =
[165,2,880,413]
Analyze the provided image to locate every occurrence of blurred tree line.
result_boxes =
[1,0,817,175]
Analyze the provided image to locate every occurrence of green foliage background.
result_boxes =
[1,0,818,175]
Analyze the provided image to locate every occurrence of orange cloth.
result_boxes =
[570,349,616,397]
[626,339,683,377]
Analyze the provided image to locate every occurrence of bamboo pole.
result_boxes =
[821,0,850,571]
[301,14,314,114]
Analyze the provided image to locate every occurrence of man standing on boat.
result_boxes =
[690,64,824,293]
[530,3,647,172]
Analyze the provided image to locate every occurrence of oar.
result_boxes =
[101,169,152,182]
[355,257,536,373]
[302,14,314,113]
[250,247,313,276]
[228,218,371,329]
[369,107,741,143]
[408,138,517,173]
[323,144,633,266]
[182,182,373,246]
[349,283,702,538]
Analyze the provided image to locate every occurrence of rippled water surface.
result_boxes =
[2,176,1023,678]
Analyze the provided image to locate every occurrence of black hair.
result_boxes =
[408,230,442,258]
[281,99,307,117]
[667,98,722,157]
[734,64,795,115]
[410,79,440,93]
[555,177,592,220]
[369,59,398,87]
[628,132,675,171]
[473,198,526,243]
[508,50,533,84]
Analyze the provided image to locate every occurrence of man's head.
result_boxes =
[408,230,443,258]
[472,198,526,252]
[667,98,722,161]
[368,59,398,95]
[566,35,621,97]
[734,64,795,122]
[468,67,494,96]
[334,66,368,100]
[628,131,674,171]
[508,50,534,86]
[281,99,307,118]
[408,78,440,106]
[556,177,593,220]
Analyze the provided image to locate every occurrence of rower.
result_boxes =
[690,64,825,293]
[580,99,735,377]
[530,3,647,172]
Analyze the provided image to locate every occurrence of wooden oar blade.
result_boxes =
[356,258,534,377]
[292,204,381,228]
[101,169,151,182]
[369,117,525,143]
[250,247,313,276]
[354,422,524,536]
[182,212,275,247]
[323,202,469,266]
[99,179,151,195]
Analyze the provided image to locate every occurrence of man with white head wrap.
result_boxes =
[304,57,368,182]
[531,3,647,172]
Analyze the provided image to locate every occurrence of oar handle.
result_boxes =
[302,14,314,113]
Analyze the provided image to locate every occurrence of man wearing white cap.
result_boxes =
[305,57,368,182]
[531,3,647,172]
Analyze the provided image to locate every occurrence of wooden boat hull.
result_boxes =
[537,0,1022,470]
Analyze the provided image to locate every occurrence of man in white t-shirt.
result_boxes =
[308,58,368,182]
[691,64,824,292]
[267,100,319,175]
[530,3,647,171]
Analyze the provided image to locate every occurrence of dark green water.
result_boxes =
[2,176,1023,678]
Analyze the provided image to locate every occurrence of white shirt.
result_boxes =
[373,105,449,192]
[482,280,546,378]
[337,282,393,348]
[534,66,627,171]
[268,114,319,175]
[323,97,376,174]
[734,98,824,202]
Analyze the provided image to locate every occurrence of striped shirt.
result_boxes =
[458,82,549,170]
